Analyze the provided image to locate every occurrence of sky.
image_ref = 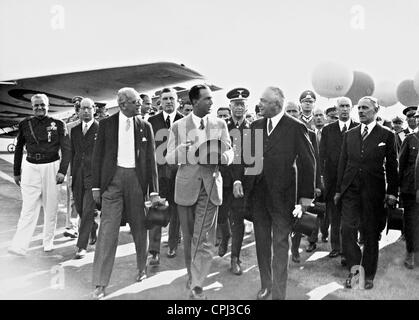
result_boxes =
[1,0,419,120]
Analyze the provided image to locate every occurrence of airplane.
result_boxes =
[0,61,220,152]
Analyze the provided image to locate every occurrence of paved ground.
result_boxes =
[0,137,418,300]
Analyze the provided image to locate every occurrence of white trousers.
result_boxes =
[10,159,60,252]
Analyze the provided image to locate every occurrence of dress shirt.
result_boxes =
[191,112,208,146]
[266,109,284,135]
[338,119,351,132]
[163,110,176,127]
[117,112,136,168]
[360,120,377,139]
[81,119,94,134]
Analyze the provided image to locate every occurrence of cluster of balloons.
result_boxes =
[311,62,419,107]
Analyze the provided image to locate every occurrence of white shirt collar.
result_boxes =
[361,120,377,135]
[81,118,94,131]
[163,110,176,123]
[119,111,131,122]
[338,119,351,131]
[191,112,207,129]
[267,109,285,133]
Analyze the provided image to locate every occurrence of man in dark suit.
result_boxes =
[335,96,398,290]
[240,87,315,300]
[284,102,322,262]
[218,88,252,275]
[91,87,158,299]
[399,108,419,268]
[71,98,99,259]
[320,97,359,264]
[148,88,183,264]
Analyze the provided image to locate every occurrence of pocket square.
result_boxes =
[378,142,386,146]
[141,137,148,142]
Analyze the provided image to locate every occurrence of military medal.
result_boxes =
[48,131,51,142]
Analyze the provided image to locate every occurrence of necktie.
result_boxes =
[236,121,240,128]
[342,124,347,134]
[199,118,205,130]
[126,118,131,131]
[316,129,321,145]
[361,125,368,141]
[82,123,88,135]
[166,116,171,129]
[268,118,273,135]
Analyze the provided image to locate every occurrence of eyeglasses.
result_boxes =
[33,103,46,107]
[125,99,141,105]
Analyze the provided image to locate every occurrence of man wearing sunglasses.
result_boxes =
[9,93,71,256]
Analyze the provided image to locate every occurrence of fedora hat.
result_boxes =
[293,211,317,237]
[386,206,404,235]
[195,138,229,166]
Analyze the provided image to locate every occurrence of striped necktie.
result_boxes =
[268,118,273,135]
[82,123,88,135]
[361,125,368,141]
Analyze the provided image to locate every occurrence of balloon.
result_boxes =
[396,79,419,106]
[345,71,375,106]
[414,71,419,96]
[373,81,398,107]
[311,62,353,98]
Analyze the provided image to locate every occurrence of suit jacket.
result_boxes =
[398,132,419,195]
[148,111,183,180]
[92,112,158,196]
[244,114,315,212]
[336,123,398,200]
[319,120,359,199]
[166,113,234,206]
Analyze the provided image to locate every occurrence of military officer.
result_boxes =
[9,93,71,255]
[217,87,252,275]
[299,90,317,130]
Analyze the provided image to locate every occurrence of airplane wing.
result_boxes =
[151,84,222,105]
[0,62,205,130]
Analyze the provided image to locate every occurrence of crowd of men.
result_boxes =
[6,84,419,300]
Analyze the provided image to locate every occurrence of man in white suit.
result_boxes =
[166,84,234,299]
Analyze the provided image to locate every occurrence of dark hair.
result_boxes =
[139,94,149,100]
[188,84,209,105]
[217,107,231,114]
[255,104,260,114]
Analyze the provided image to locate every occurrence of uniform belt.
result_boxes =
[27,152,58,161]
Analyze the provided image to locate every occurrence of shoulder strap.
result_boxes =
[28,119,39,144]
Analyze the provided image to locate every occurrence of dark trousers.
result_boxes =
[401,193,419,253]
[148,176,180,253]
[291,213,328,254]
[230,206,245,259]
[341,178,382,280]
[327,198,342,252]
[217,187,233,241]
[252,179,293,300]
[74,176,97,250]
[92,167,147,287]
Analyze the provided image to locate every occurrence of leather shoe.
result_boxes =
[149,253,160,266]
[292,253,300,263]
[364,280,374,290]
[167,248,176,258]
[64,228,78,239]
[189,286,207,300]
[74,248,86,259]
[256,288,271,300]
[404,252,414,269]
[306,243,317,253]
[92,286,106,299]
[218,238,229,257]
[230,257,242,275]
[329,250,340,258]
[136,270,147,282]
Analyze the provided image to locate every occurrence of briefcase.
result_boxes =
[293,212,317,237]
[306,202,326,218]
[386,206,404,235]
[145,201,170,230]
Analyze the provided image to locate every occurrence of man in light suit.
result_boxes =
[335,96,398,290]
[148,88,183,264]
[91,88,158,299]
[166,84,234,299]
[240,87,315,300]
[70,98,99,259]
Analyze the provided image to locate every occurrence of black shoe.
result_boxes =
[329,250,340,258]
[256,288,271,300]
[341,257,348,267]
[218,238,229,257]
[230,257,242,275]
[64,228,78,239]
[291,253,300,263]
[92,286,106,299]
[74,248,87,259]
[167,248,176,258]
[306,243,317,253]
[189,286,207,300]
[149,253,160,266]
[136,270,147,282]
[364,279,374,290]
